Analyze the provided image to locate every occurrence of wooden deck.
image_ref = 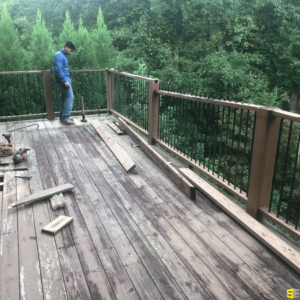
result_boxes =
[0,115,299,300]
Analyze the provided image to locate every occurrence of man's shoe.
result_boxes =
[61,119,74,125]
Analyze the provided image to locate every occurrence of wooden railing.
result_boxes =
[1,68,299,238]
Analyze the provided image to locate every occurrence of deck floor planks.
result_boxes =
[76,126,211,300]
[58,126,164,300]
[108,119,299,298]
[78,125,253,299]
[25,121,68,300]
[15,121,43,300]
[42,120,116,300]
[62,127,188,300]
[45,121,140,300]
[31,124,92,300]
[116,123,300,280]
[112,137,291,297]
[1,117,300,299]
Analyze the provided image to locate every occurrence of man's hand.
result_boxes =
[65,81,70,88]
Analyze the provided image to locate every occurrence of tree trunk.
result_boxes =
[287,88,299,112]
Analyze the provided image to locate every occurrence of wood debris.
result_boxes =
[41,215,73,235]
[50,193,66,210]
[8,183,74,209]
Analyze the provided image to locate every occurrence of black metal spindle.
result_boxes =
[228,108,237,185]
[269,118,284,212]
[285,132,300,225]
[234,109,243,189]
[277,121,293,217]
[223,107,231,181]
[212,105,219,174]
[218,105,226,178]
[246,112,256,195]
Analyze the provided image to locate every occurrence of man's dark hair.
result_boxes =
[64,41,76,51]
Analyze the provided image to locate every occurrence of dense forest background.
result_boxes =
[1,0,300,112]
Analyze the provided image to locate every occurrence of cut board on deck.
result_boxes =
[41,215,73,235]
[8,183,74,209]
[107,121,124,135]
[179,167,300,274]
[118,118,196,200]
[50,193,66,210]
[91,120,136,172]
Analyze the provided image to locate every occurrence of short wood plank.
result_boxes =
[8,183,74,209]
[119,118,195,200]
[91,120,135,171]
[107,121,123,134]
[179,167,300,274]
[42,215,73,235]
[50,194,60,210]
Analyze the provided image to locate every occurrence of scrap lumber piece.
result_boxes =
[91,120,136,172]
[179,167,300,274]
[118,118,195,200]
[107,121,123,135]
[50,193,66,210]
[8,183,74,209]
[41,215,73,235]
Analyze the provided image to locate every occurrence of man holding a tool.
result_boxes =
[54,41,76,125]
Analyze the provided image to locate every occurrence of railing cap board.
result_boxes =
[106,68,158,82]
[156,90,300,122]
[0,70,43,75]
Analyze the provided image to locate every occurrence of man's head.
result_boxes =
[64,41,76,55]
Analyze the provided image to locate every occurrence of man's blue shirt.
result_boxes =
[54,49,72,85]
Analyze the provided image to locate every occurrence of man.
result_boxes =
[54,41,76,125]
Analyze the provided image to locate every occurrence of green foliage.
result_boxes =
[0,4,26,71]
[91,7,116,68]
[29,10,55,70]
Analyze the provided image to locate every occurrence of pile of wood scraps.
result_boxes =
[8,183,74,235]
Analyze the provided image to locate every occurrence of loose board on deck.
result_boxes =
[91,120,136,172]
[41,215,73,235]
[8,183,74,209]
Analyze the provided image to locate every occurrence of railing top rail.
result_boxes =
[0,70,43,75]
[106,68,158,82]
[156,90,300,122]
[70,69,106,73]
[156,90,260,111]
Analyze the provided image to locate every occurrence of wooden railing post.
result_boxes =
[148,80,160,144]
[246,108,280,218]
[43,70,55,120]
[106,68,114,113]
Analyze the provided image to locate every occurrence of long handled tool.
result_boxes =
[81,96,87,122]
[0,167,28,172]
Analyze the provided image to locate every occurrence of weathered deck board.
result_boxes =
[0,123,20,300]
[31,124,92,300]
[0,116,299,300]
[25,122,68,300]
[16,121,43,300]
[113,134,292,296]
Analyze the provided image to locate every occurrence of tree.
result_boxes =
[71,18,97,69]
[0,4,26,71]
[91,7,116,68]
[29,9,55,70]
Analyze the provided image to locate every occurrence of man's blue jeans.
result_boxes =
[58,83,74,121]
